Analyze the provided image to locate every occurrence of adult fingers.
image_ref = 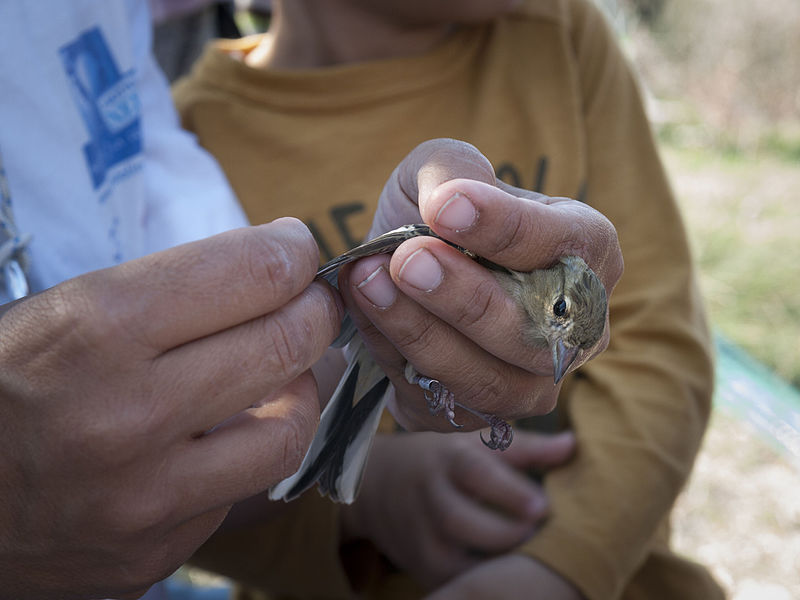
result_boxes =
[169,372,321,515]
[386,235,556,375]
[152,280,341,433]
[339,254,559,426]
[75,218,323,355]
[418,178,623,291]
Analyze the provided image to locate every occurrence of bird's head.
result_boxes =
[499,255,607,384]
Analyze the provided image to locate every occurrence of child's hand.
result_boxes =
[425,553,585,600]
[340,429,575,589]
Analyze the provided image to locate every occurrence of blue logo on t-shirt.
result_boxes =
[59,27,142,189]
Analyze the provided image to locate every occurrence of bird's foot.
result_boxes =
[405,364,461,428]
[479,414,514,451]
[403,364,513,449]
[418,377,461,429]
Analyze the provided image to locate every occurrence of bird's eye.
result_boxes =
[553,297,567,317]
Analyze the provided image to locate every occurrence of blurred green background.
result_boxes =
[600,0,800,385]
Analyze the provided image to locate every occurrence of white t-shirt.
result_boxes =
[0,0,247,304]
[0,2,247,596]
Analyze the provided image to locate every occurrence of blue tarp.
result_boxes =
[713,334,800,470]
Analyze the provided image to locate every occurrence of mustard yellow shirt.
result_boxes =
[176,0,722,598]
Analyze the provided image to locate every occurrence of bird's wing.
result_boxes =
[270,224,483,503]
[316,224,434,279]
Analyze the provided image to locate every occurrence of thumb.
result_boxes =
[370,139,496,237]
[412,138,496,205]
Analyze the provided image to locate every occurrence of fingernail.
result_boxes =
[398,248,443,292]
[356,265,397,309]
[435,192,477,231]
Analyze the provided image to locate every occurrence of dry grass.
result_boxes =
[673,410,800,600]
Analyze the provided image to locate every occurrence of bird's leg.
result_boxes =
[403,364,514,450]
[479,414,514,451]
[404,363,461,428]
[450,402,514,451]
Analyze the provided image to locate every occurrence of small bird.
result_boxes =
[490,254,608,384]
[269,224,607,504]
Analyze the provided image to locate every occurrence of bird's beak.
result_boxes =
[551,338,580,384]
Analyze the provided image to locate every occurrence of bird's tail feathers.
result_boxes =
[268,350,390,504]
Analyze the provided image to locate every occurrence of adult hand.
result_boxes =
[0,218,342,599]
[425,553,584,600]
[340,430,575,589]
[338,138,623,432]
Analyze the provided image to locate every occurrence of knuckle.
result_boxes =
[45,280,112,348]
[524,384,558,417]
[62,418,130,467]
[444,433,473,456]
[240,222,316,298]
[275,404,318,478]
[126,496,174,536]
[305,282,342,339]
[259,287,340,379]
[390,314,438,354]
[264,324,315,378]
[598,221,624,283]
[116,507,228,594]
[417,539,443,572]
[458,363,509,408]
[98,490,174,541]
[486,208,530,258]
[48,276,149,361]
[245,236,296,294]
[451,278,501,330]
[425,485,461,540]
[421,480,446,522]
[0,285,80,377]
[264,318,307,377]
[555,209,623,284]
[551,216,593,260]
[61,406,165,477]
